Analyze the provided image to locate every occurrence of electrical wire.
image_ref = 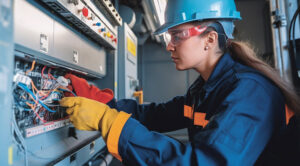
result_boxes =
[25,60,36,75]
[288,5,300,86]
[58,88,77,97]
[12,102,28,166]
[41,66,47,79]
[47,67,57,80]
[39,89,55,100]
[18,83,56,113]
[31,80,38,95]
[98,155,108,166]
[13,98,54,162]
[290,6,300,56]
[26,102,47,123]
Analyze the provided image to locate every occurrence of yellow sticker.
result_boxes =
[115,81,117,88]
[127,37,136,56]
[8,146,13,165]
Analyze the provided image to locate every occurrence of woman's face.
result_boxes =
[166,23,209,71]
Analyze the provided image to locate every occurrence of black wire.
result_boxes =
[97,154,108,166]
[292,7,300,56]
[288,5,300,87]
[288,6,300,42]
[85,147,109,166]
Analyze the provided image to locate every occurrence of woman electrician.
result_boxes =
[60,0,300,165]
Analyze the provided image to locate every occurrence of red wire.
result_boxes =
[34,108,46,123]
[41,66,46,79]
[42,66,49,90]
[45,109,49,121]
[39,90,53,100]
[49,74,56,80]
[47,68,52,79]
[27,103,47,123]
[48,67,57,80]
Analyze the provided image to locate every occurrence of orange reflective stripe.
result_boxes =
[184,105,194,119]
[285,105,294,125]
[107,111,131,161]
[194,112,209,127]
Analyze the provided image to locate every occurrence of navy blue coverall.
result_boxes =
[106,53,286,165]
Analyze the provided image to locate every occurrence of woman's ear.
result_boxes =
[203,31,219,51]
[207,31,218,45]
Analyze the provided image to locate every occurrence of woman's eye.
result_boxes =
[173,35,181,42]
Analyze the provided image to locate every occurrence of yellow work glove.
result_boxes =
[60,97,119,141]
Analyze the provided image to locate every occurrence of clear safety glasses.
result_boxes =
[164,25,208,46]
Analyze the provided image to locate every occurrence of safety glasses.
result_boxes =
[164,25,208,46]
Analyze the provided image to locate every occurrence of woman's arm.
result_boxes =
[111,96,189,132]
[106,79,286,165]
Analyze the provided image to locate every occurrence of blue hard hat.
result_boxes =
[153,0,242,38]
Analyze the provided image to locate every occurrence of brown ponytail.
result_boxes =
[228,40,300,114]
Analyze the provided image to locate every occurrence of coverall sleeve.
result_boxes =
[112,96,190,132]
[106,79,285,165]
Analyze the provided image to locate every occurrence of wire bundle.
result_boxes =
[12,60,78,165]
[14,60,76,124]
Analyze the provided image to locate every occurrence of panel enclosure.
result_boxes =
[118,23,138,99]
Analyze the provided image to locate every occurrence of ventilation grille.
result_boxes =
[45,2,68,13]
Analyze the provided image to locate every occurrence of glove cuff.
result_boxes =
[106,111,131,161]
[99,107,119,141]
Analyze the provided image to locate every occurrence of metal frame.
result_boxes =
[0,0,14,165]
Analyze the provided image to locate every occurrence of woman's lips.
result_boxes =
[171,57,180,62]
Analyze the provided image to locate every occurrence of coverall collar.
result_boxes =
[202,52,235,92]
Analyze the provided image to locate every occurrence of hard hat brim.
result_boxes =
[153,19,199,35]
[153,17,240,36]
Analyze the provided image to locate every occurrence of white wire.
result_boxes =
[12,104,28,166]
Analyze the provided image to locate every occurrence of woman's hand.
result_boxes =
[60,97,119,141]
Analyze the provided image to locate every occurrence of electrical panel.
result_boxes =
[9,0,119,165]
[11,56,107,166]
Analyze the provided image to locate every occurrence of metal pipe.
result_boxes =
[270,0,293,83]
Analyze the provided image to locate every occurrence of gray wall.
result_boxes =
[235,0,273,59]
[138,0,273,103]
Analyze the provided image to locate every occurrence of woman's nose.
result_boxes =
[166,42,175,52]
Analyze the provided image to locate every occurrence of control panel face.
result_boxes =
[92,0,123,26]
[14,0,107,77]
[42,0,118,49]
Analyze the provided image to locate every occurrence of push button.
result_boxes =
[78,7,89,17]
[93,22,101,26]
